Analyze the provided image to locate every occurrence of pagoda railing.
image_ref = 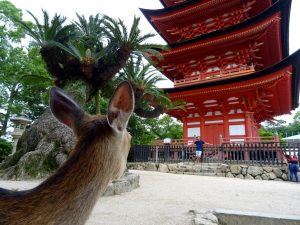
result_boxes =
[129,142,300,166]
[174,65,255,87]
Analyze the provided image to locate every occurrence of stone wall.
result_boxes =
[103,172,140,197]
[127,162,295,182]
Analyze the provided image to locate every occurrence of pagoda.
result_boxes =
[141,0,300,144]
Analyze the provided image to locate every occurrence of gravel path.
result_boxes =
[1,170,300,225]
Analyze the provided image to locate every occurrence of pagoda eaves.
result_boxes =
[154,1,290,85]
[143,0,276,44]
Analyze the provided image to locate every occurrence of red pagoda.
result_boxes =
[141,0,300,145]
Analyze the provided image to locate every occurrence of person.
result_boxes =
[194,136,205,164]
[289,155,299,183]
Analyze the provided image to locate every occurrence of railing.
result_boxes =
[129,142,300,166]
[174,65,255,87]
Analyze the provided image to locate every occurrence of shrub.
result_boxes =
[0,138,13,161]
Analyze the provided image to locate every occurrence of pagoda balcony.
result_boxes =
[174,65,255,87]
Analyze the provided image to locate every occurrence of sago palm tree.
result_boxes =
[117,56,184,118]
[18,11,166,102]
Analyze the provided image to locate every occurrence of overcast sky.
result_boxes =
[9,0,300,122]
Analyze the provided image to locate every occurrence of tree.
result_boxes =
[0,138,12,161]
[0,47,52,136]
[18,11,166,109]
[0,2,52,136]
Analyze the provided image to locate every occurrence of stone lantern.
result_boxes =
[10,115,31,154]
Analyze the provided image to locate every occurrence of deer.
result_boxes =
[0,81,135,225]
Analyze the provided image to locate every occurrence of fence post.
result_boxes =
[155,146,158,163]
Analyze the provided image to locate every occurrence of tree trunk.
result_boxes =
[134,105,164,118]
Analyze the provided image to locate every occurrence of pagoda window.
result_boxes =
[204,100,217,104]
[237,109,243,113]
[228,97,238,101]
[215,111,222,116]
[187,127,200,138]
[205,120,223,124]
[229,119,245,123]
[229,124,245,136]
[205,112,213,116]
[205,55,216,60]
[226,63,238,68]
[187,122,200,125]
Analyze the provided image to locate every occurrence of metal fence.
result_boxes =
[129,142,300,166]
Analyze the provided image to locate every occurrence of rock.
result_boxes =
[255,175,262,180]
[145,163,157,171]
[245,174,254,180]
[191,210,219,225]
[158,164,169,173]
[282,173,288,181]
[0,109,76,179]
[247,166,263,177]
[236,174,244,179]
[241,167,247,175]
[102,172,140,197]
[112,179,131,195]
[263,166,273,173]
[55,153,67,166]
[272,168,283,178]
[220,164,228,173]
[226,172,234,178]
[269,172,277,180]
[136,164,146,170]
[261,173,270,180]
[167,164,178,171]
[230,165,241,175]
[124,172,140,189]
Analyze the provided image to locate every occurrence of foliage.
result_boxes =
[17,10,166,102]
[0,138,12,161]
[260,111,300,139]
[127,114,183,145]
[0,2,52,136]
[117,56,184,118]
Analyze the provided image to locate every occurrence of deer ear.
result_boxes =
[107,81,135,133]
[50,87,84,128]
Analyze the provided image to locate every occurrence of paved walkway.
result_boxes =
[1,170,300,225]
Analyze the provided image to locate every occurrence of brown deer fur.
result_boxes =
[0,81,135,225]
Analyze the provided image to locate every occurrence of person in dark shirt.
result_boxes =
[289,156,299,183]
[194,136,205,163]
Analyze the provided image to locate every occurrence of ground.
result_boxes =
[0,170,299,225]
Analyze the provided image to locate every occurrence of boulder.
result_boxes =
[145,163,157,171]
[263,166,273,173]
[247,166,263,177]
[272,167,283,178]
[255,175,262,180]
[158,164,169,173]
[241,167,247,175]
[236,174,244,179]
[0,109,76,180]
[269,172,277,180]
[261,173,270,180]
[230,165,241,175]
[167,164,178,171]
[226,172,234,178]
[245,174,254,180]
[220,164,228,173]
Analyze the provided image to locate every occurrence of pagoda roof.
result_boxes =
[159,0,278,8]
[164,49,300,119]
[142,0,277,45]
[155,0,290,81]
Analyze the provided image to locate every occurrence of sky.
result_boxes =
[8,0,300,123]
